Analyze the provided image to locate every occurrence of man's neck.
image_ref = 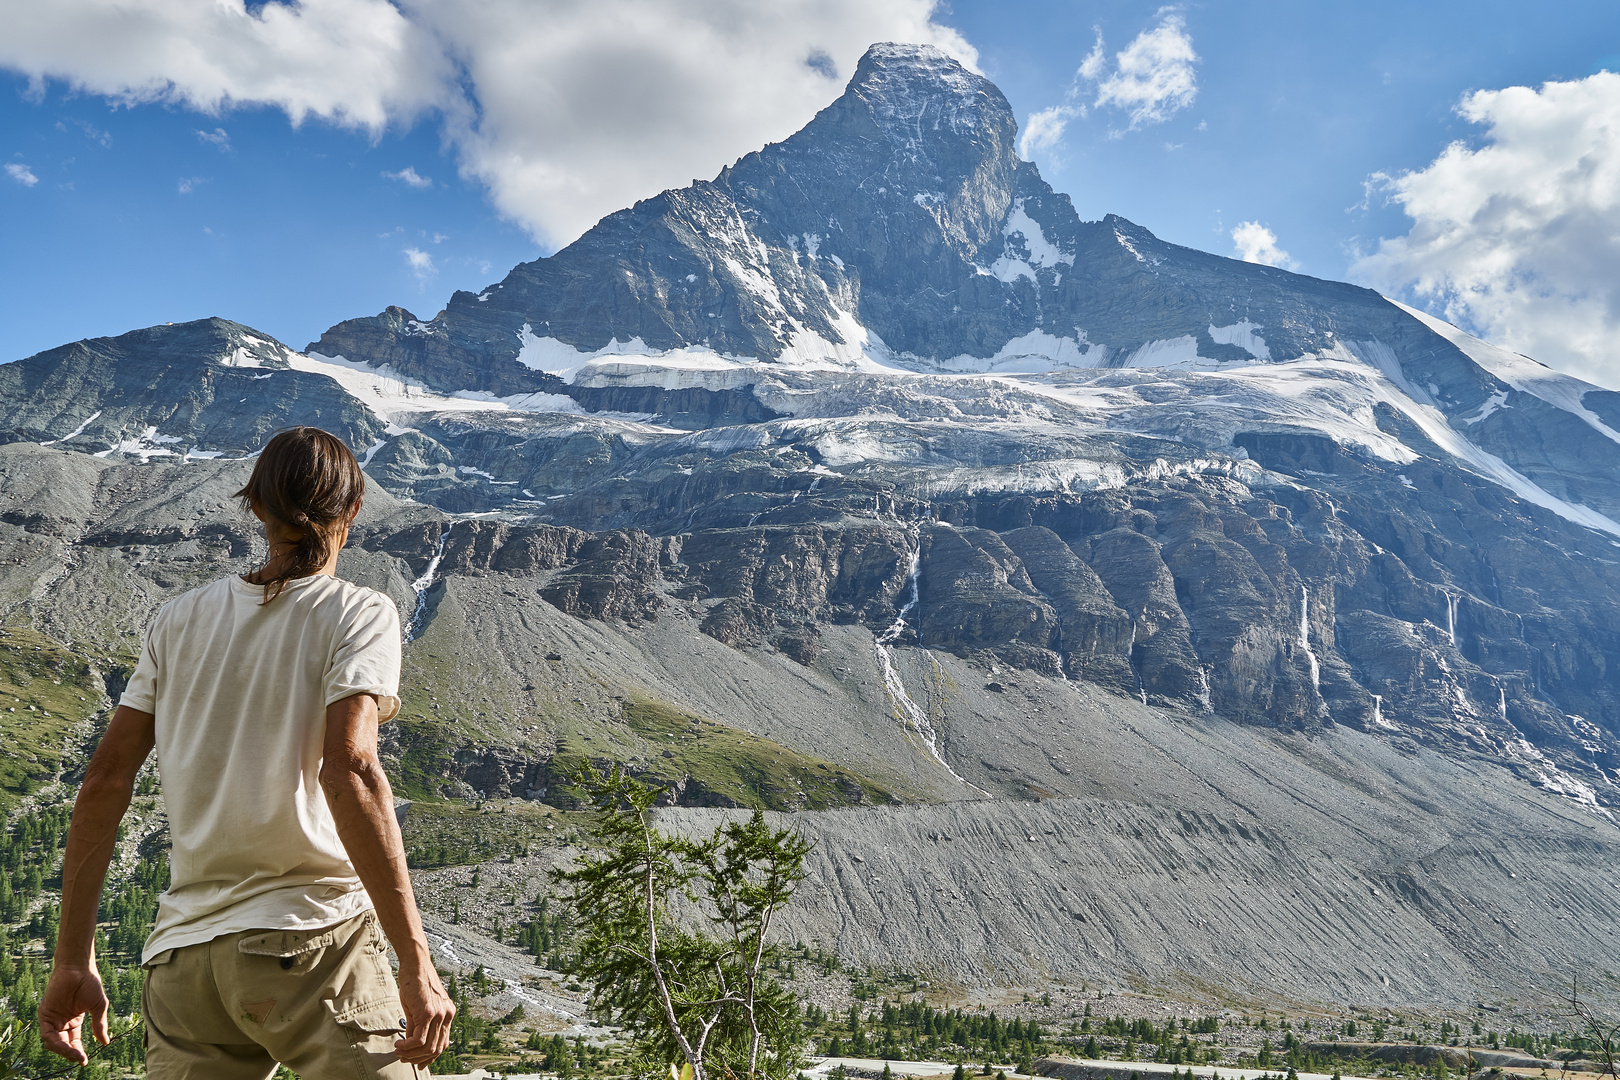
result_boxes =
[243,550,340,585]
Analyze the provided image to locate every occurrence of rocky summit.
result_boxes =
[5,43,1620,1012]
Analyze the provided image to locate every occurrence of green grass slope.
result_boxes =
[0,625,106,806]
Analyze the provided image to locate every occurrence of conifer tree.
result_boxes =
[557,763,811,1080]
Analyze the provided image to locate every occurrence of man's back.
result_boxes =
[123,572,401,962]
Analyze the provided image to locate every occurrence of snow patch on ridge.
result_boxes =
[296,351,513,420]
[1208,320,1271,361]
[39,409,101,446]
[1124,337,1202,368]
[1463,391,1510,425]
[1120,330,1272,370]
[93,426,182,461]
[516,325,598,382]
[977,199,1074,283]
[896,330,1108,374]
[521,300,907,385]
[1394,300,1620,449]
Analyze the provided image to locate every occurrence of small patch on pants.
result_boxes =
[239,998,276,1025]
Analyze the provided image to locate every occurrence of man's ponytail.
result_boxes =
[234,427,365,604]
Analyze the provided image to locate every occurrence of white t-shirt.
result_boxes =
[120,573,402,963]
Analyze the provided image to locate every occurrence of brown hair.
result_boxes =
[235,427,365,604]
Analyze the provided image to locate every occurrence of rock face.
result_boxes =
[9,41,1620,1010]
[0,319,386,457]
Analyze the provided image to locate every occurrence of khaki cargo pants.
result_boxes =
[142,910,421,1079]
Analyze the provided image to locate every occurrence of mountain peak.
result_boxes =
[845,42,1011,148]
[303,38,1454,395]
[851,41,977,87]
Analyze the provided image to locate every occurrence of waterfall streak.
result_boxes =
[1371,693,1396,730]
[1300,585,1321,691]
[406,523,453,641]
[873,543,986,795]
[1129,619,1147,705]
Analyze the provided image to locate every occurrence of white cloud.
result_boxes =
[0,0,449,129]
[384,165,432,189]
[1020,11,1197,159]
[1352,71,1620,387]
[4,162,38,186]
[1019,103,1082,159]
[1231,220,1295,269]
[0,0,974,248]
[403,247,435,281]
[195,126,230,149]
[1090,10,1198,130]
[177,175,206,194]
[1078,30,1107,83]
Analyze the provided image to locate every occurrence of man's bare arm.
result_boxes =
[39,705,155,1064]
[319,692,454,1066]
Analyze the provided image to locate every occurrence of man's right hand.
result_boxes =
[38,965,111,1065]
[393,963,455,1066]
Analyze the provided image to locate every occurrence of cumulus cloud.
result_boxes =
[1089,10,1198,131]
[1020,10,1197,159]
[403,247,435,281]
[1019,102,1083,159]
[5,163,39,186]
[1231,221,1295,269]
[177,176,206,194]
[195,126,230,149]
[0,0,974,248]
[384,165,432,189]
[1352,72,1620,386]
[0,0,448,129]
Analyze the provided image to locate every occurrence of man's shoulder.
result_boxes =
[317,577,403,621]
[140,577,237,647]
[161,576,237,615]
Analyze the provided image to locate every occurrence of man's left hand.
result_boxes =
[38,965,110,1065]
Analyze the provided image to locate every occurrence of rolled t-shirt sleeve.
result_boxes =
[325,593,403,722]
[119,607,167,713]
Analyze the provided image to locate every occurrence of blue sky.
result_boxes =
[3,1,1619,383]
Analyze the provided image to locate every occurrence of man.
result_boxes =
[38,428,454,1077]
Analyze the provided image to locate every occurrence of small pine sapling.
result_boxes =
[557,763,812,1080]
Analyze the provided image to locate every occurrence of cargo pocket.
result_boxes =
[238,928,337,974]
[326,996,406,1045]
[141,949,174,1050]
